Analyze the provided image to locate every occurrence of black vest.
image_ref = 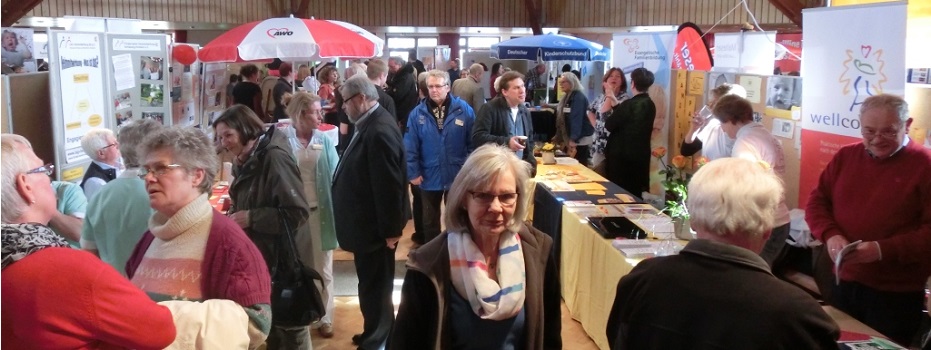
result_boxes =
[80,162,117,190]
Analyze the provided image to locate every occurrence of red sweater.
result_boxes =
[1,248,175,349]
[806,141,931,292]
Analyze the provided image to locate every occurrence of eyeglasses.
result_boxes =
[344,94,361,104]
[427,84,448,90]
[469,191,519,207]
[100,142,119,151]
[25,163,54,176]
[138,164,182,179]
[860,128,900,140]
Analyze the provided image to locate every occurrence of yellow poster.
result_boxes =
[739,75,763,104]
[687,71,705,96]
[676,70,687,97]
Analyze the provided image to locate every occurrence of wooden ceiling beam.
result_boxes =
[1,0,44,27]
[767,0,822,28]
[523,0,543,35]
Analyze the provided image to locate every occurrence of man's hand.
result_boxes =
[386,237,400,249]
[508,136,526,151]
[826,235,850,262]
[410,176,423,186]
[844,241,881,264]
[229,210,250,229]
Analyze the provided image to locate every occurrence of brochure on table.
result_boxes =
[49,30,170,181]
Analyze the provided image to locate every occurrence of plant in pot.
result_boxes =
[653,147,708,240]
[540,142,557,164]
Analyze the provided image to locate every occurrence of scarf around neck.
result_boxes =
[2,223,69,269]
[448,229,526,320]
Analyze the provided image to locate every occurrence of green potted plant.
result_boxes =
[653,147,707,240]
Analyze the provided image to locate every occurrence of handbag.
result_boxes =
[270,209,326,327]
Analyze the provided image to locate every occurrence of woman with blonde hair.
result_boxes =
[390,144,561,349]
[283,91,339,338]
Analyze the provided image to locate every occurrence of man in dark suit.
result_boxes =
[472,71,537,176]
[332,75,407,350]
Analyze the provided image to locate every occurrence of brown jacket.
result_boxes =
[388,223,562,349]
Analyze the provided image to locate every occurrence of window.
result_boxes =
[467,37,499,50]
[418,38,438,47]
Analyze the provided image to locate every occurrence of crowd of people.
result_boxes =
[2,48,930,350]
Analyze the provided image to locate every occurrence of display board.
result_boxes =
[2,27,38,72]
[202,62,227,126]
[107,33,170,126]
[169,43,203,127]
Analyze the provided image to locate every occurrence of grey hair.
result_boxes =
[560,72,584,93]
[137,126,218,194]
[80,128,114,161]
[388,56,406,67]
[345,62,368,79]
[424,69,450,86]
[444,144,532,234]
[860,94,909,122]
[117,119,162,167]
[468,63,484,76]
[687,157,783,239]
[1,134,33,222]
[340,75,379,101]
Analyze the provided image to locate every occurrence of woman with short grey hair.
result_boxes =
[553,71,593,165]
[390,144,562,349]
[124,126,273,349]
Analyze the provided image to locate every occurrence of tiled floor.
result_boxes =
[317,219,600,349]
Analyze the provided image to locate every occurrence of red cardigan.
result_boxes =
[2,248,176,349]
[126,210,271,307]
[806,141,931,292]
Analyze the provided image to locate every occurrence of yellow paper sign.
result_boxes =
[687,71,705,96]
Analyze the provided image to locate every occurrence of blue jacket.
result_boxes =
[405,95,476,191]
[564,90,593,142]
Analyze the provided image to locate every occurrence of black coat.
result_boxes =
[604,93,655,194]
[472,96,537,176]
[387,63,419,129]
[332,106,408,253]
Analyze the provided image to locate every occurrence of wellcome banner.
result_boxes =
[798,2,907,206]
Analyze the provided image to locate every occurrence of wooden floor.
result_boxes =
[318,218,601,349]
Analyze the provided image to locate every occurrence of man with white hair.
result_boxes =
[79,128,121,200]
[451,63,486,114]
[607,157,839,349]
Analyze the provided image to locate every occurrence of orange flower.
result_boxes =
[671,155,687,168]
[651,147,667,158]
[693,156,709,168]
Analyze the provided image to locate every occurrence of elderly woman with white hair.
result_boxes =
[79,127,122,199]
[607,157,839,349]
[390,144,562,350]
[1,133,176,349]
[124,126,273,349]
[552,72,593,165]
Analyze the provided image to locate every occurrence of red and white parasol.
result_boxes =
[198,16,384,63]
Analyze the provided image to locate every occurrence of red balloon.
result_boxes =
[173,45,197,65]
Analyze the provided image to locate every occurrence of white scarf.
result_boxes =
[447,229,526,320]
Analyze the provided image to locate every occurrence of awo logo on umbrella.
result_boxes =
[266,28,295,38]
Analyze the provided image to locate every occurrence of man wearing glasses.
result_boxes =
[332,75,407,350]
[79,128,122,200]
[405,70,476,244]
[807,94,931,346]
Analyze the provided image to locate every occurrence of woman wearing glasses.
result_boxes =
[2,133,176,349]
[124,126,273,348]
[213,105,311,349]
[389,144,562,350]
[283,92,339,339]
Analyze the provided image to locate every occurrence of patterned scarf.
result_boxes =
[1,223,69,269]
[448,229,526,320]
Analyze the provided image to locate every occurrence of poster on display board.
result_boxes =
[202,63,227,126]
[798,2,907,207]
[613,31,676,195]
[2,27,37,72]
[106,33,170,127]
[712,32,776,76]
[170,44,202,127]
[48,31,108,165]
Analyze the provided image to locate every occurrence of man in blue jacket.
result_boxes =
[405,70,476,243]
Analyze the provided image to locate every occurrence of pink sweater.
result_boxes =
[2,248,175,349]
[806,141,931,292]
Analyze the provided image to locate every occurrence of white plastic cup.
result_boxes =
[698,105,713,120]
[222,162,233,182]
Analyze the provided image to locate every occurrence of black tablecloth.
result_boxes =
[532,179,638,272]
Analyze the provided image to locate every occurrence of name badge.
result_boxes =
[455,118,464,126]
[563,107,572,113]
[418,115,425,124]
[311,144,323,150]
